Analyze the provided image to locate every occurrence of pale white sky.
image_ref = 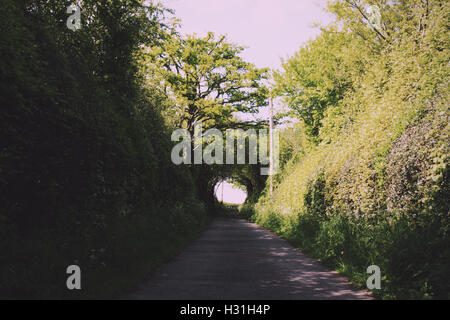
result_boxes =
[159,0,333,204]
[215,180,248,204]
[160,0,332,70]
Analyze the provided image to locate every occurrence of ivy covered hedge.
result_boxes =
[0,0,207,298]
[248,0,449,299]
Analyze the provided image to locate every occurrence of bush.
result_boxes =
[0,0,208,299]
[250,0,449,300]
[249,202,449,299]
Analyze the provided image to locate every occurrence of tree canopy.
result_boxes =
[147,32,269,132]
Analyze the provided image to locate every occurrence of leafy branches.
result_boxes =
[274,29,362,140]
[147,32,269,132]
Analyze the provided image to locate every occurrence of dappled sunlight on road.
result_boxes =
[128,217,373,300]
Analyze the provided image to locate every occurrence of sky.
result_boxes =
[158,0,333,204]
[215,180,248,204]
[160,0,332,70]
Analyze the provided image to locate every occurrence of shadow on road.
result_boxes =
[127,216,373,300]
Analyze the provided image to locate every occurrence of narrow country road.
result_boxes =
[128,215,373,300]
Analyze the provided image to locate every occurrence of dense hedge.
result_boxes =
[0,0,207,298]
[248,0,449,299]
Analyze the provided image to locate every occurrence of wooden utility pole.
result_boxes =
[269,97,274,198]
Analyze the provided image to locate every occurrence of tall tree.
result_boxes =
[147,32,269,132]
[274,29,364,140]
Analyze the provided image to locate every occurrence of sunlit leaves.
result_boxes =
[147,32,269,132]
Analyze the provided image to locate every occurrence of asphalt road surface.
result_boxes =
[128,216,373,300]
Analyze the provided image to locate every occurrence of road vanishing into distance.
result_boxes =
[128,215,373,300]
